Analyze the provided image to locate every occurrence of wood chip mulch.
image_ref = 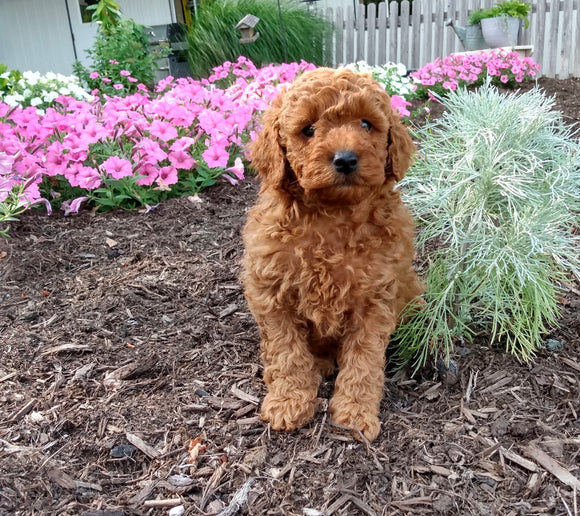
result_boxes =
[1,77,579,516]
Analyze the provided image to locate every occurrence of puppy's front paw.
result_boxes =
[260,392,316,432]
[330,398,380,441]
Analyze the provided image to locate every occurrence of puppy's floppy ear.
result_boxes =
[249,92,287,189]
[385,113,416,182]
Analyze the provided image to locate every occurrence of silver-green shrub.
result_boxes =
[395,82,580,369]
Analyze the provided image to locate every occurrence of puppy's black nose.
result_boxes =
[332,150,359,175]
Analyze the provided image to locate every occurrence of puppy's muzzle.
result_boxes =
[332,150,359,175]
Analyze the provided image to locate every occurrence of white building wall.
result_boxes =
[0,0,176,75]
[0,0,77,75]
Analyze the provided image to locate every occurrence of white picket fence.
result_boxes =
[320,0,580,78]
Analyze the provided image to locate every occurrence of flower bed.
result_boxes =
[1,58,417,233]
[411,49,540,96]
[0,58,315,224]
[0,70,93,112]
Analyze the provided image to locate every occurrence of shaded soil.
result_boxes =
[1,77,579,516]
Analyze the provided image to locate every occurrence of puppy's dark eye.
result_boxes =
[302,125,315,138]
[361,120,372,131]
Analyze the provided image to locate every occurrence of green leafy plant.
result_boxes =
[87,0,122,35]
[185,0,332,79]
[469,1,531,28]
[88,174,165,212]
[74,2,167,96]
[0,63,22,97]
[467,9,489,26]
[394,82,580,370]
[179,165,225,194]
[0,181,32,238]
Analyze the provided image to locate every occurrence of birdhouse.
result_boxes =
[236,14,260,44]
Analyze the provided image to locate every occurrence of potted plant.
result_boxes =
[474,1,531,48]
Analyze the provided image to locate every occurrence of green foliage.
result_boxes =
[185,0,332,79]
[179,165,225,193]
[0,63,22,97]
[467,9,488,26]
[88,0,122,35]
[40,176,88,211]
[88,174,165,212]
[0,183,30,238]
[394,83,580,370]
[74,18,166,96]
[469,1,531,28]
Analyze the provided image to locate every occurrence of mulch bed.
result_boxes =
[1,77,579,516]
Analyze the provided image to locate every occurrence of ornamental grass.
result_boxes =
[394,82,580,369]
[185,0,332,79]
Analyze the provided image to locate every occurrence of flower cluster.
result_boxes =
[75,58,154,98]
[0,57,317,226]
[344,61,416,117]
[411,50,540,95]
[0,70,93,112]
[86,61,143,94]
[345,61,417,97]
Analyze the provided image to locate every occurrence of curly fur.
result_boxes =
[242,67,422,441]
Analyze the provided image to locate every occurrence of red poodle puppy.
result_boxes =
[242,67,422,441]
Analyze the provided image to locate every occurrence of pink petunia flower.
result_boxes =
[202,141,230,169]
[78,167,102,190]
[390,95,412,118]
[90,72,100,79]
[61,196,89,216]
[0,175,17,203]
[157,165,178,186]
[120,70,131,77]
[44,142,70,176]
[198,109,227,137]
[170,137,197,152]
[134,137,168,164]
[223,157,245,185]
[135,163,159,186]
[0,152,15,175]
[168,150,196,170]
[101,156,133,180]
[149,120,178,142]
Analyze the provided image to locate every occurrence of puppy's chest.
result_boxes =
[288,220,394,327]
[296,224,382,276]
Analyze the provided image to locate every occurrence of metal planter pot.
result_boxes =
[481,16,521,48]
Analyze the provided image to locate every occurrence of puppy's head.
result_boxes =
[250,67,415,203]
